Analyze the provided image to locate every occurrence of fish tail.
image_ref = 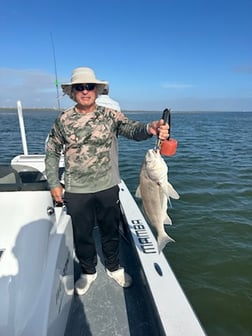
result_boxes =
[157,233,175,253]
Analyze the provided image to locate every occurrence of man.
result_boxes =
[45,67,169,295]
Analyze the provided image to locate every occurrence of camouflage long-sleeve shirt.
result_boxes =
[45,105,152,193]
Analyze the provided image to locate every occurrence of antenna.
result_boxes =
[50,32,61,112]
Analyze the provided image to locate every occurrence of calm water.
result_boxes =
[0,109,251,336]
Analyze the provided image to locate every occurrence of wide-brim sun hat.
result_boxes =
[61,67,108,97]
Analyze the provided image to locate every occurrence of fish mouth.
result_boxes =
[146,149,160,161]
[145,149,160,164]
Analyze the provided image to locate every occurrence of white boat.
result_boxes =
[0,101,206,335]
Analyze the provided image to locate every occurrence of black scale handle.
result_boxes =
[162,108,171,140]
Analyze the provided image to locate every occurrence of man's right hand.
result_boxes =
[50,185,64,203]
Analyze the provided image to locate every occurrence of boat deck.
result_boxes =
[64,224,164,336]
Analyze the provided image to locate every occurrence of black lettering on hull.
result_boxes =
[132,220,157,254]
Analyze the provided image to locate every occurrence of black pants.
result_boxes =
[64,185,120,274]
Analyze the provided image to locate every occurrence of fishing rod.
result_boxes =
[50,32,61,112]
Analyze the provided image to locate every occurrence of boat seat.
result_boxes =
[0,166,21,191]
[0,165,49,192]
[18,171,49,191]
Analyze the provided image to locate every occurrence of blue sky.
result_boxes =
[0,0,251,111]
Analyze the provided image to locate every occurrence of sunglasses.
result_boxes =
[73,83,97,91]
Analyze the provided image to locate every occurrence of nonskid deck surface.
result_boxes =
[64,226,163,336]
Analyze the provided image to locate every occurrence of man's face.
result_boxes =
[72,83,97,109]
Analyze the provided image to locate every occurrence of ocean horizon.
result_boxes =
[1,107,251,113]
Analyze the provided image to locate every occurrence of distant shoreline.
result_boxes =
[0,108,251,113]
[0,107,57,112]
[0,107,58,112]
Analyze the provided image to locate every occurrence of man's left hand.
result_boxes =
[148,119,169,140]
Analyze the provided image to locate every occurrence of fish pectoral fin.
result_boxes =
[162,182,180,199]
[135,185,142,198]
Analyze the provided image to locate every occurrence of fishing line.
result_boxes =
[50,32,61,112]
